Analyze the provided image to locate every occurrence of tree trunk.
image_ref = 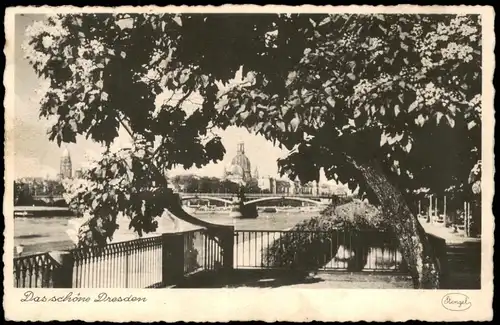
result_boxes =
[347,157,440,289]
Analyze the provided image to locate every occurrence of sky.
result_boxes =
[13,14,289,180]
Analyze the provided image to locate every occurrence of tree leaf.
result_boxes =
[290,116,300,132]
[404,139,412,153]
[380,106,386,116]
[240,111,250,121]
[394,104,400,117]
[318,17,331,26]
[380,134,388,147]
[286,71,297,87]
[445,114,455,128]
[276,121,286,132]
[435,111,444,124]
[408,100,418,112]
[415,114,425,127]
[326,96,336,108]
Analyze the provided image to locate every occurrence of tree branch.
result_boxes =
[117,113,134,139]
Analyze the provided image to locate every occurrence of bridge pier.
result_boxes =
[229,203,243,218]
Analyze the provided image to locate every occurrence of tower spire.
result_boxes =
[60,146,73,179]
[237,141,244,154]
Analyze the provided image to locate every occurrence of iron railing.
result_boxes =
[234,229,407,272]
[71,236,163,288]
[13,227,227,289]
[183,229,224,274]
[14,228,408,288]
[13,252,61,288]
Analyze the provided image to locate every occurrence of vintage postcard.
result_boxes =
[3,5,495,322]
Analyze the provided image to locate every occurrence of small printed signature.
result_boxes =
[441,293,472,311]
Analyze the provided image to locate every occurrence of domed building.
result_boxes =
[223,142,252,183]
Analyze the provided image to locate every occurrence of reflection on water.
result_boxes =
[14,209,321,255]
[194,210,320,231]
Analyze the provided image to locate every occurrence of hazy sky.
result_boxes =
[13,14,289,180]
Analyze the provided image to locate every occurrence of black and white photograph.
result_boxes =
[4,5,494,322]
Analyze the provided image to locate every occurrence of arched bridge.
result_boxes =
[33,193,331,207]
[32,195,66,204]
[179,193,329,206]
[33,194,65,200]
[245,196,326,206]
[180,195,234,205]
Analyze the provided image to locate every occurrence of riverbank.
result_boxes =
[14,206,74,217]
[13,205,321,218]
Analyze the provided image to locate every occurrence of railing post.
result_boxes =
[220,226,235,271]
[162,233,185,286]
[427,194,432,223]
[443,195,447,226]
[49,251,74,288]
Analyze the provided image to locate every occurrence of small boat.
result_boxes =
[262,207,277,213]
[14,211,34,217]
[183,207,197,215]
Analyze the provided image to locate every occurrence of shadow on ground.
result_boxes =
[442,241,481,290]
[173,269,414,289]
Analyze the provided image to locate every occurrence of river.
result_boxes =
[14,208,321,255]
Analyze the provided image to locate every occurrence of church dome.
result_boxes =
[223,142,254,182]
[230,164,244,176]
[230,142,252,181]
[231,154,251,175]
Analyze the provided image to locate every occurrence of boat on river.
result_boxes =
[14,206,74,217]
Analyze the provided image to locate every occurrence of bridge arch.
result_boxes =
[244,196,325,206]
[180,195,233,205]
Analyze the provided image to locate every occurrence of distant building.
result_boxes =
[257,177,272,193]
[74,169,83,179]
[256,176,294,195]
[59,147,72,179]
[300,181,319,195]
[253,167,259,180]
[275,179,291,194]
[223,142,253,183]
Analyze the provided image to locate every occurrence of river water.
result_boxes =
[14,208,321,255]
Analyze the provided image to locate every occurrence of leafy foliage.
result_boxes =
[262,200,405,271]
[14,181,33,205]
[216,14,481,203]
[24,13,481,249]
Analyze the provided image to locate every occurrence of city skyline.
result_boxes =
[14,138,337,184]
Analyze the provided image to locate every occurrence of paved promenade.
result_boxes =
[418,217,481,289]
[419,217,481,244]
